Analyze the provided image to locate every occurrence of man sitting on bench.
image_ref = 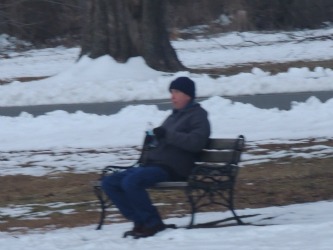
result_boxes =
[101,76,211,239]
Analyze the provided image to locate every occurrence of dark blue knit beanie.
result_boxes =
[169,77,195,99]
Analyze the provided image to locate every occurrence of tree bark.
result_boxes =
[80,0,185,72]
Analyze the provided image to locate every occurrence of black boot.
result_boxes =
[123,223,143,238]
[132,223,177,239]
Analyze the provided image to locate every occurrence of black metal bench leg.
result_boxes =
[96,202,107,230]
[186,188,197,229]
[94,186,107,230]
[229,190,244,225]
[188,207,196,229]
[230,206,243,225]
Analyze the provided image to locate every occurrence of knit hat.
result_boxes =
[169,77,195,99]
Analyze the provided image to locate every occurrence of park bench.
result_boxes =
[92,135,245,230]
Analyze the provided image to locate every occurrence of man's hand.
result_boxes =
[153,126,166,139]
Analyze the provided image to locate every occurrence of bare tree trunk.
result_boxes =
[80,0,185,72]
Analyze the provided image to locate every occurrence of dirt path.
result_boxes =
[2,60,333,85]
[191,59,333,76]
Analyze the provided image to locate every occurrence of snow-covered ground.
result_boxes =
[1,201,333,250]
[0,28,333,249]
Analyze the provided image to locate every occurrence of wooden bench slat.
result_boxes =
[93,180,188,189]
[198,150,241,163]
[153,181,188,188]
[206,138,243,150]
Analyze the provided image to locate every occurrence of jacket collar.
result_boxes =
[172,101,198,114]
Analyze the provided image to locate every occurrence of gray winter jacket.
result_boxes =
[145,102,211,180]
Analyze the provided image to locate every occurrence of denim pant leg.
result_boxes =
[121,166,169,228]
[101,168,140,223]
[101,166,169,227]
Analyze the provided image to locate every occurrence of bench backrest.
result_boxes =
[196,135,245,165]
[139,134,245,167]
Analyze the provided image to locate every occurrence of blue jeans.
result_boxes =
[101,165,169,228]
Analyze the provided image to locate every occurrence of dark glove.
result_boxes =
[153,126,166,139]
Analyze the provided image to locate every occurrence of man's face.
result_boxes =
[170,89,191,110]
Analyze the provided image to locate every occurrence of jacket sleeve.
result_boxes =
[164,109,211,152]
